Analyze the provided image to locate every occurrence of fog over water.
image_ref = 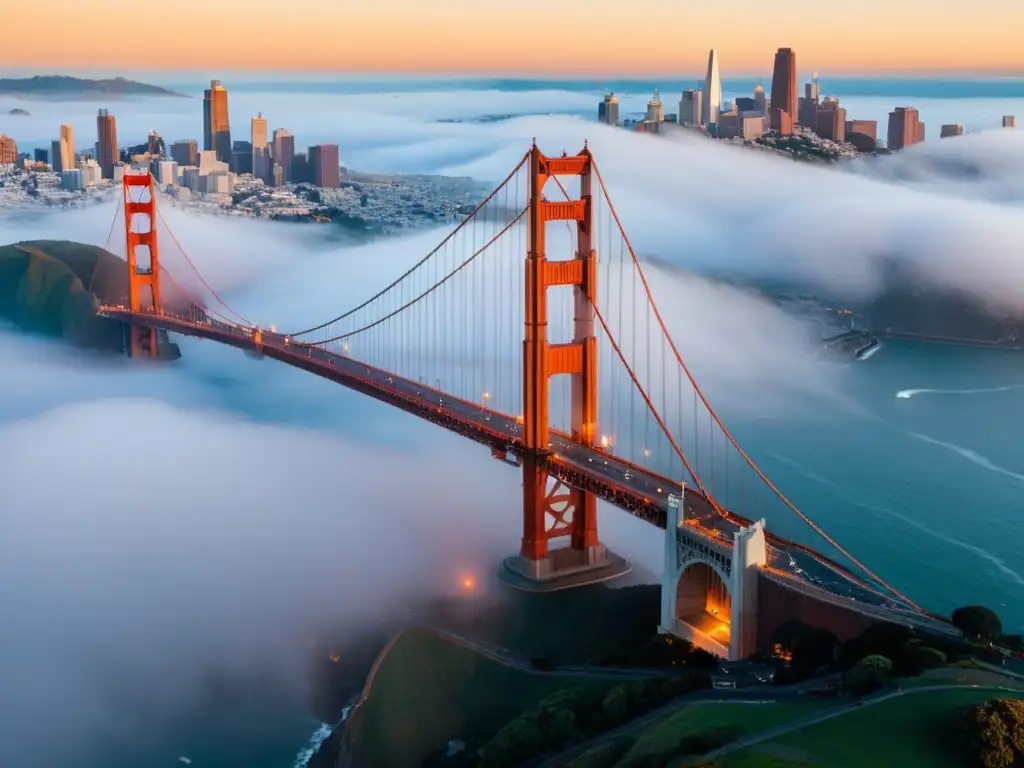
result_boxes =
[1,81,1023,764]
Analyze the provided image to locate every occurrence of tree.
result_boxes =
[847,654,892,695]
[687,648,719,670]
[964,698,1024,768]
[953,606,1003,644]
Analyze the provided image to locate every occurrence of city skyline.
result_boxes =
[2,0,1022,75]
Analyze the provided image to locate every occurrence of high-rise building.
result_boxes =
[816,98,846,141]
[156,159,179,185]
[308,144,340,188]
[679,89,702,125]
[147,130,165,157]
[231,140,253,175]
[598,93,620,126]
[887,107,925,150]
[770,48,797,133]
[51,140,63,171]
[702,49,722,125]
[940,124,964,138]
[96,109,118,178]
[58,124,75,172]
[171,140,198,167]
[33,148,48,164]
[203,80,232,164]
[251,112,270,180]
[0,135,18,164]
[292,152,309,184]
[272,129,294,184]
[644,89,664,123]
[753,84,767,116]
[1004,116,1016,128]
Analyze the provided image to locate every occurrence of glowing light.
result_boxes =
[329,654,341,663]
[600,434,612,449]
[342,343,349,353]
[643,448,651,458]
[270,324,277,332]
[461,575,476,592]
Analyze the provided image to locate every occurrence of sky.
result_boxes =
[3,0,1023,75]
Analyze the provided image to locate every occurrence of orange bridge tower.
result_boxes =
[502,144,631,590]
[123,172,162,357]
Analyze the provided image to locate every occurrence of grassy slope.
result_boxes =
[345,627,602,766]
[0,240,126,348]
[722,687,1024,768]
[471,583,662,665]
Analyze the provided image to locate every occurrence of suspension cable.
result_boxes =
[308,207,527,345]
[154,195,255,327]
[591,160,920,610]
[286,151,530,338]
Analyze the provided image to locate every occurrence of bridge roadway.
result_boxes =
[101,307,953,636]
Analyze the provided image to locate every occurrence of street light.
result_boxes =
[481,391,490,411]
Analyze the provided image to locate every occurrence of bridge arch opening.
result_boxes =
[675,562,732,648]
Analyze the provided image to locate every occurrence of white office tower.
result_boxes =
[702,48,722,125]
[645,89,665,123]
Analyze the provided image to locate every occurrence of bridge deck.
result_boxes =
[100,307,945,629]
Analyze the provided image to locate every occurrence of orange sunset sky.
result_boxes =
[3,0,1022,75]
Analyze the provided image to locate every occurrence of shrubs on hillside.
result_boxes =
[963,698,1024,767]
[846,654,892,695]
[476,674,711,767]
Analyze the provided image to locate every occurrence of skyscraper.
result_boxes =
[598,93,620,126]
[308,144,340,188]
[203,80,232,164]
[702,49,721,126]
[940,124,964,138]
[0,135,16,165]
[251,112,270,181]
[816,98,846,141]
[1004,116,1016,128]
[272,128,294,184]
[51,140,63,171]
[171,140,198,167]
[887,107,925,150]
[753,84,767,116]
[644,89,664,123]
[770,48,797,133]
[679,89,702,126]
[59,124,75,172]
[96,109,118,179]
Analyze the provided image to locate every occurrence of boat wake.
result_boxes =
[907,431,1024,486]
[896,384,1024,399]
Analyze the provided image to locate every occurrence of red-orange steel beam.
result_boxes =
[521,145,600,561]
[124,172,161,357]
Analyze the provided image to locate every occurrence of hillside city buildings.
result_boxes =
[595,47,1016,154]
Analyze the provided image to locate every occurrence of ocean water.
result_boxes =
[3,74,1023,766]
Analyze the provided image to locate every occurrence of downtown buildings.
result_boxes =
[203,80,232,164]
[96,109,118,178]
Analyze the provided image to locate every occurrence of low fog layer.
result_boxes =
[2,84,1022,761]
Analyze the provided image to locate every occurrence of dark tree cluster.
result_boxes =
[964,698,1024,767]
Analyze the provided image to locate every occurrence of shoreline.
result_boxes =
[874,329,1024,351]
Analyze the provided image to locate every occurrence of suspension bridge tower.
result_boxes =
[123,171,162,357]
[501,144,631,591]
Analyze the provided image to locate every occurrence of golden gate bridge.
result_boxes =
[95,144,953,659]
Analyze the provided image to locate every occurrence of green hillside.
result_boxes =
[341,627,601,766]
[0,239,172,353]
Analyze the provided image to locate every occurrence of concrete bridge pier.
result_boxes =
[659,492,767,661]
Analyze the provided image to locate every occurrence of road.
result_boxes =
[536,676,843,768]
[684,683,1024,766]
[99,307,953,635]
